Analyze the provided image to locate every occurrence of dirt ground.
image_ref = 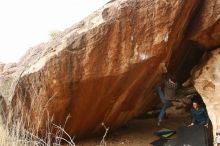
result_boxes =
[76,115,191,146]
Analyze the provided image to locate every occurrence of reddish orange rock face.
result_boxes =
[0,0,219,139]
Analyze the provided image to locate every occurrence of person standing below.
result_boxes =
[156,63,178,126]
[188,100,209,128]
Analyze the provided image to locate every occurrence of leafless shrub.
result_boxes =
[100,122,110,146]
[0,84,75,146]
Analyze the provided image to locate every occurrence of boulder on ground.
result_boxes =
[194,48,220,140]
[0,0,219,139]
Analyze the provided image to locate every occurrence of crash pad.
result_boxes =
[150,138,168,146]
[155,128,175,136]
[155,128,176,138]
[161,131,176,138]
[176,125,208,146]
[164,139,177,146]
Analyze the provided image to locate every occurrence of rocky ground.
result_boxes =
[75,96,213,146]
[76,115,191,146]
[75,100,192,146]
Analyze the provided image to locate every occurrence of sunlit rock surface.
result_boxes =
[0,63,4,74]
[0,0,219,138]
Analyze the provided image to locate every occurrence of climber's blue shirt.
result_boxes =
[191,107,209,125]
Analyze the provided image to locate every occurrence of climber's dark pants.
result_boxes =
[156,86,171,122]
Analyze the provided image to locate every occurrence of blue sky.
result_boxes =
[0,0,110,63]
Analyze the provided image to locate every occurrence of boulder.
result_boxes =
[0,62,5,74]
[167,0,220,82]
[1,63,17,76]
[194,48,220,140]
[8,0,201,137]
[189,0,220,50]
[0,0,219,139]
[0,62,16,105]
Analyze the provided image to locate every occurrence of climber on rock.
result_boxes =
[188,100,209,128]
[156,63,178,126]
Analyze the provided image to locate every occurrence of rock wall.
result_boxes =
[0,63,16,104]
[168,0,220,82]
[189,0,220,49]
[0,63,5,74]
[0,0,219,139]
[8,0,200,137]
[194,48,220,141]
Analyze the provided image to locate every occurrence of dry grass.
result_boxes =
[0,66,109,146]
[100,123,110,146]
[0,101,75,146]
[0,114,76,146]
[0,109,110,146]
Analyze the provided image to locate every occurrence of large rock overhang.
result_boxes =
[2,0,219,139]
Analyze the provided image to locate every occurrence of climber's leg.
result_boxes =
[156,86,166,103]
[156,86,170,125]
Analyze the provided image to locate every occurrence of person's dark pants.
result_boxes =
[156,86,171,122]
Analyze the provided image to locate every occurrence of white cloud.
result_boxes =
[0,0,110,63]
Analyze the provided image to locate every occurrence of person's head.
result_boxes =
[192,101,200,110]
[169,74,176,83]
[165,74,176,83]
